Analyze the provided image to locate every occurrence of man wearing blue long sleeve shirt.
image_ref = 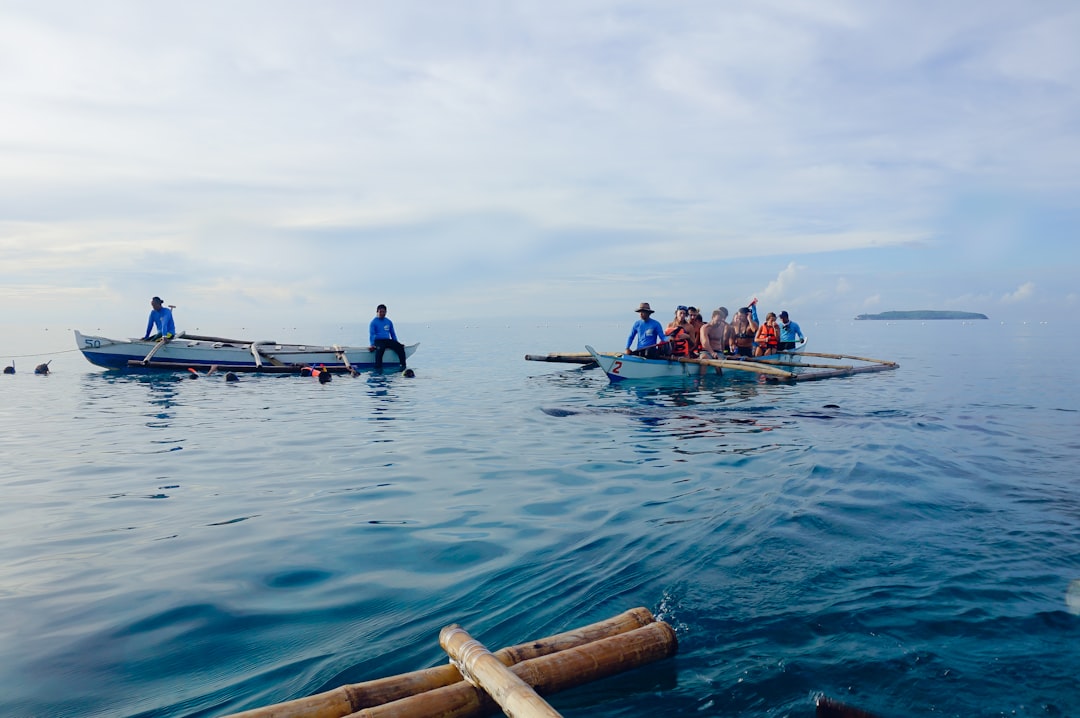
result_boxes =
[626,302,667,358]
[777,310,806,350]
[368,304,407,371]
[142,297,176,341]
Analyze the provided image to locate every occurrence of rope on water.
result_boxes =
[4,347,82,359]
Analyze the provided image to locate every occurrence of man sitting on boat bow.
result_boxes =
[142,296,176,342]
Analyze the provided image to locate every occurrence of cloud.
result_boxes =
[1001,281,1035,304]
[0,2,1078,325]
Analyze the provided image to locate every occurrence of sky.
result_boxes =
[1,0,1078,333]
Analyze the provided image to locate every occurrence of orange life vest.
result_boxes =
[756,324,778,347]
[666,325,692,356]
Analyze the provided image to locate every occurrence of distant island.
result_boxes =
[854,310,989,320]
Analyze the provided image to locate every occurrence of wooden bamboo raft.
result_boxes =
[224,607,676,718]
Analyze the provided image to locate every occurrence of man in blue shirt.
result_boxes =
[626,302,668,358]
[368,304,407,371]
[777,310,806,351]
[142,297,176,341]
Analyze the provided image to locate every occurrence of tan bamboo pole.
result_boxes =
[794,363,899,382]
[440,625,563,718]
[523,353,596,364]
[671,355,797,379]
[140,337,170,365]
[222,608,655,718]
[751,359,855,370]
[350,621,677,718]
[797,350,897,366]
[178,333,256,344]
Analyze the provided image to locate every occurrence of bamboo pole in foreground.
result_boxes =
[223,608,655,718]
[440,625,563,718]
[349,621,678,718]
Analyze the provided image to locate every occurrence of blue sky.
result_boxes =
[1,0,1077,332]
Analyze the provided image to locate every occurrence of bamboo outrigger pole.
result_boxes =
[797,350,898,366]
[352,621,677,718]
[671,355,797,379]
[440,625,563,718]
[223,608,656,718]
[523,353,596,364]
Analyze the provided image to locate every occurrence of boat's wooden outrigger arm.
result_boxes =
[222,607,671,718]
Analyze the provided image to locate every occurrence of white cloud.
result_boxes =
[0,1,1077,325]
[1001,281,1035,304]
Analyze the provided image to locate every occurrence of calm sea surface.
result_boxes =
[1,319,1077,718]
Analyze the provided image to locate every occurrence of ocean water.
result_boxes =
[1,319,1077,718]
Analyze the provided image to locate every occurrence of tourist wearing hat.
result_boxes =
[777,310,806,351]
[626,302,668,358]
[142,296,176,342]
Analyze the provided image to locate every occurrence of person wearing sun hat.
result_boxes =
[626,302,668,358]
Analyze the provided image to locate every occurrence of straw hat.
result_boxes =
[635,302,655,314]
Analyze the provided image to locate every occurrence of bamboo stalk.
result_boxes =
[794,363,899,382]
[671,355,796,379]
[523,353,597,364]
[177,333,257,344]
[440,625,563,718]
[222,608,655,718]
[350,621,677,718]
[797,350,897,366]
[140,337,170,365]
[750,359,855,370]
[249,343,264,368]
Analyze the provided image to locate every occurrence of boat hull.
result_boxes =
[75,331,418,371]
[584,345,804,382]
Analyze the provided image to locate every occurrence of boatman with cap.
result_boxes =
[777,310,806,351]
[142,296,176,341]
[626,302,668,359]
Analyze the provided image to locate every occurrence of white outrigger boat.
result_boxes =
[75,331,418,373]
[524,344,897,383]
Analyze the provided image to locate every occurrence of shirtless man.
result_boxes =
[699,307,732,360]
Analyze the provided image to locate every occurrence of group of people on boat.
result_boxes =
[626,301,804,360]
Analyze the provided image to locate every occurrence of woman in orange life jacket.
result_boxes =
[728,306,758,357]
[754,312,780,356]
[665,305,699,357]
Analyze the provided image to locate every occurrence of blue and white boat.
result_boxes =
[75,331,418,372]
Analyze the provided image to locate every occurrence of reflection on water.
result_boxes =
[1,321,1077,717]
